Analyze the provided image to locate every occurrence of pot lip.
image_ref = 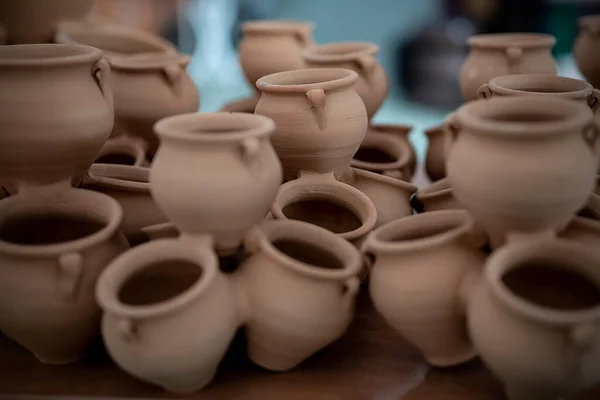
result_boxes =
[351,133,412,171]
[242,19,314,34]
[369,123,413,136]
[154,112,275,143]
[85,164,150,192]
[487,74,593,98]
[467,32,556,49]
[303,41,379,63]
[417,178,452,199]
[486,239,600,325]
[0,188,123,256]
[108,52,190,71]
[96,238,219,319]
[424,125,443,137]
[256,68,358,93]
[0,43,103,67]
[348,168,418,193]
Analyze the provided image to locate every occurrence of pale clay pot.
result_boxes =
[303,42,388,120]
[459,33,557,102]
[468,239,600,400]
[414,177,463,213]
[575,15,600,90]
[445,96,600,248]
[255,68,368,181]
[95,135,149,167]
[97,238,240,393]
[232,220,361,371]
[150,112,283,256]
[424,125,446,182]
[367,124,417,178]
[363,210,486,367]
[0,187,128,364]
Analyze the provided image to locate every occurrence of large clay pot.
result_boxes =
[459,33,557,102]
[0,44,114,192]
[303,42,388,119]
[255,68,368,181]
[150,112,282,256]
[95,135,148,167]
[424,125,446,182]
[446,96,599,248]
[413,178,462,213]
[574,15,600,90]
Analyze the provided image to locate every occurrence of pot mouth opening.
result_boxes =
[468,33,556,49]
[303,42,379,62]
[85,164,150,191]
[242,20,314,34]
[0,44,103,67]
[418,178,452,198]
[353,144,399,165]
[489,74,591,96]
[94,152,138,166]
[347,168,418,192]
[256,68,358,92]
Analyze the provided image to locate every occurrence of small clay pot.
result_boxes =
[424,125,446,182]
[413,178,462,213]
[233,220,361,371]
[459,33,557,102]
[363,210,486,367]
[220,96,259,113]
[95,136,148,167]
[468,238,600,400]
[303,42,388,120]
[366,124,416,178]
[575,15,600,90]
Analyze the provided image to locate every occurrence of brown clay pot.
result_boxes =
[255,68,368,181]
[303,42,388,120]
[220,96,259,113]
[459,33,557,102]
[367,124,416,178]
[424,125,446,182]
[95,135,149,167]
[414,178,462,213]
[575,15,600,90]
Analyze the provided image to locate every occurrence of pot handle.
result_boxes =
[442,113,460,159]
[565,322,597,375]
[587,89,600,113]
[506,47,523,73]
[117,318,137,342]
[343,277,361,298]
[355,55,377,79]
[241,137,261,163]
[57,252,83,301]
[582,121,600,152]
[243,226,262,254]
[477,83,493,99]
[93,58,114,112]
[294,28,312,47]
[306,88,327,130]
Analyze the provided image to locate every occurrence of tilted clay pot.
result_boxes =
[363,210,486,367]
[97,238,240,393]
[0,44,114,192]
[303,42,388,120]
[479,74,600,112]
[459,33,556,102]
[424,125,446,182]
[151,112,282,256]
[446,96,599,248]
[413,177,462,213]
[220,95,259,114]
[575,15,600,90]
[468,238,600,400]
[0,187,128,364]
[366,124,417,178]
[95,135,149,167]
[233,220,361,371]
[255,68,368,181]
[238,20,314,89]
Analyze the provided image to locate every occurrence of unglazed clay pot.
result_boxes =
[255,68,368,181]
[574,15,600,90]
[468,239,600,400]
[459,33,557,102]
[233,220,361,371]
[95,136,148,167]
[424,125,446,182]
[363,210,486,367]
[413,178,462,213]
[239,20,313,90]
[220,96,259,113]
[478,74,600,112]
[0,187,127,364]
[303,42,388,119]
[366,124,417,178]
[151,112,282,256]
[446,96,599,248]
[0,44,114,192]
[97,238,239,393]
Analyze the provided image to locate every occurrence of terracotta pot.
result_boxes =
[363,210,486,367]
[81,164,168,246]
[0,44,114,192]
[575,15,600,90]
[0,187,127,364]
[151,112,282,256]
[424,125,446,182]
[255,68,368,181]
[233,220,361,371]
[97,238,240,393]
[0,0,93,44]
[446,96,599,248]
[468,239,600,400]
[413,178,462,213]
[367,124,416,178]
[459,33,557,102]
[95,135,148,167]
[303,42,388,119]
[238,20,314,89]
[479,74,600,112]
[220,96,259,113]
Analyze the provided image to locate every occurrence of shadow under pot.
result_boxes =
[413,177,462,213]
[424,125,446,183]
[0,187,127,364]
[96,238,240,393]
[366,123,416,178]
[95,135,148,167]
[574,15,600,90]
[468,239,600,400]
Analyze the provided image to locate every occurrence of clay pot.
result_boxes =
[575,15,600,90]
[151,112,282,256]
[233,220,361,371]
[413,178,462,213]
[0,187,127,364]
[255,68,368,181]
[424,126,446,182]
[459,33,557,102]
[303,42,388,119]
[367,124,417,178]
[478,74,600,112]
[238,20,314,89]
[0,44,114,192]
[468,239,600,400]
[363,210,486,367]
[81,164,168,246]
[0,0,93,44]
[220,96,259,113]
[95,136,148,167]
[97,238,240,393]
[446,96,599,248]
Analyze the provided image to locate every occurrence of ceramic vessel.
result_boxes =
[446,96,599,248]
[0,187,127,364]
[303,42,388,119]
[363,210,486,367]
[151,112,282,256]
[574,15,600,90]
[220,96,259,113]
[233,220,361,371]
[255,68,368,181]
[95,135,148,166]
[97,238,239,393]
[0,44,114,192]
[468,239,600,400]
[459,33,557,102]
[366,124,416,178]
[413,178,462,213]
[424,125,446,182]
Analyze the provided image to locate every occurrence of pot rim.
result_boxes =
[348,168,418,193]
[486,74,593,99]
[351,132,413,171]
[84,164,150,192]
[256,68,358,93]
[0,43,103,67]
[242,19,314,34]
[303,41,379,63]
[417,177,452,200]
[467,33,556,49]
[369,123,413,136]
[108,52,191,71]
